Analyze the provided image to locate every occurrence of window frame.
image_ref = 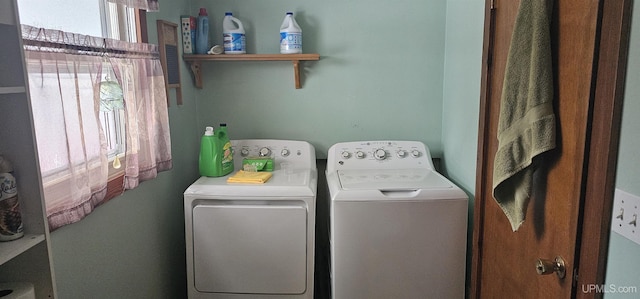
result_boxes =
[103,7,148,202]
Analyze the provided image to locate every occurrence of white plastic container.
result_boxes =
[0,155,24,242]
[280,12,302,54]
[223,12,246,54]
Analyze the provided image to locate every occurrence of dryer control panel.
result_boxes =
[231,139,316,170]
[327,141,434,172]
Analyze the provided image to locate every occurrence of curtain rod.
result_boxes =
[21,25,159,59]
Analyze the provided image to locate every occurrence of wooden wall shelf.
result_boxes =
[183,53,320,89]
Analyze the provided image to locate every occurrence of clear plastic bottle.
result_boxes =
[280,12,302,54]
[223,12,246,54]
[0,154,24,241]
[195,8,210,54]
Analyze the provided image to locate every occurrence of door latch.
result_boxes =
[536,256,566,279]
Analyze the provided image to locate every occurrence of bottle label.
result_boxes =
[223,33,246,52]
[280,32,302,51]
[221,141,234,173]
[0,172,17,201]
[0,172,24,241]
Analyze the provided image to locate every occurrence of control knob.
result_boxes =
[374,149,386,160]
[341,151,351,159]
[259,147,271,157]
[411,150,421,158]
[240,148,250,157]
[355,151,366,159]
[397,150,407,158]
[281,149,290,157]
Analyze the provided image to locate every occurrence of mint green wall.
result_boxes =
[605,3,640,298]
[192,0,447,158]
[442,0,484,292]
[45,0,487,298]
[48,1,200,298]
[442,0,482,195]
[41,0,639,297]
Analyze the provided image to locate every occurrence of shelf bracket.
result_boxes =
[293,60,301,89]
[188,60,203,89]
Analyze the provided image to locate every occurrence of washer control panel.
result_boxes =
[231,139,316,169]
[327,141,434,172]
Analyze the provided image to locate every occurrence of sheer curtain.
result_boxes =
[106,0,159,11]
[106,40,172,189]
[22,25,172,230]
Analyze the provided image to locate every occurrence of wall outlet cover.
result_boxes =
[611,189,640,245]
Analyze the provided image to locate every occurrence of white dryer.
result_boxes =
[326,141,468,299]
[184,139,317,299]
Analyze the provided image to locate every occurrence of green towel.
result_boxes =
[492,0,556,231]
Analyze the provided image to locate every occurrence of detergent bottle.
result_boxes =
[195,8,210,54]
[198,125,234,177]
[280,12,302,54]
[222,12,246,54]
[217,123,234,176]
[199,126,217,176]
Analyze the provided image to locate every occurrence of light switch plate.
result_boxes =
[611,189,640,245]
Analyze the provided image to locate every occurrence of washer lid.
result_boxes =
[337,169,453,191]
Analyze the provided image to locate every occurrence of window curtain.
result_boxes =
[106,0,159,11]
[106,40,172,189]
[22,25,172,230]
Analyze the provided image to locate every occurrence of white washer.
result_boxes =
[184,139,317,299]
[326,141,468,299]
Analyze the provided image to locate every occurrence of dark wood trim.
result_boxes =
[137,9,148,43]
[104,173,125,202]
[470,1,496,298]
[575,0,632,298]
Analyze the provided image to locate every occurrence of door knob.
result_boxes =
[535,256,566,279]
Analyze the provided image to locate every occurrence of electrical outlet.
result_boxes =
[611,189,640,245]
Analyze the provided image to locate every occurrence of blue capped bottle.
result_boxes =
[280,12,302,54]
[222,12,246,54]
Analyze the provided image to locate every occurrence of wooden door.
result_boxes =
[471,0,631,298]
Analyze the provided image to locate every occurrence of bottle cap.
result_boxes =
[225,12,232,16]
[204,126,214,136]
[199,8,208,16]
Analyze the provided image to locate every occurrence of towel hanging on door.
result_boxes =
[492,0,556,232]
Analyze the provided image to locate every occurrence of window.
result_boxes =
[19,0,171,230]
[19,0,146,179]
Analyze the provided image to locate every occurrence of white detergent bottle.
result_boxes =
[222,12,246,54]
[280,12,302,54]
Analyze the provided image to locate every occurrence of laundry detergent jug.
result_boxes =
[198,124,234,177]
[195,8,210,54]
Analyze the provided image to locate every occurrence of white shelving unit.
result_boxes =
[0,0,56,297]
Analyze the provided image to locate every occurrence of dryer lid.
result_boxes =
[184,169,317,198]
[337,169,453,191]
